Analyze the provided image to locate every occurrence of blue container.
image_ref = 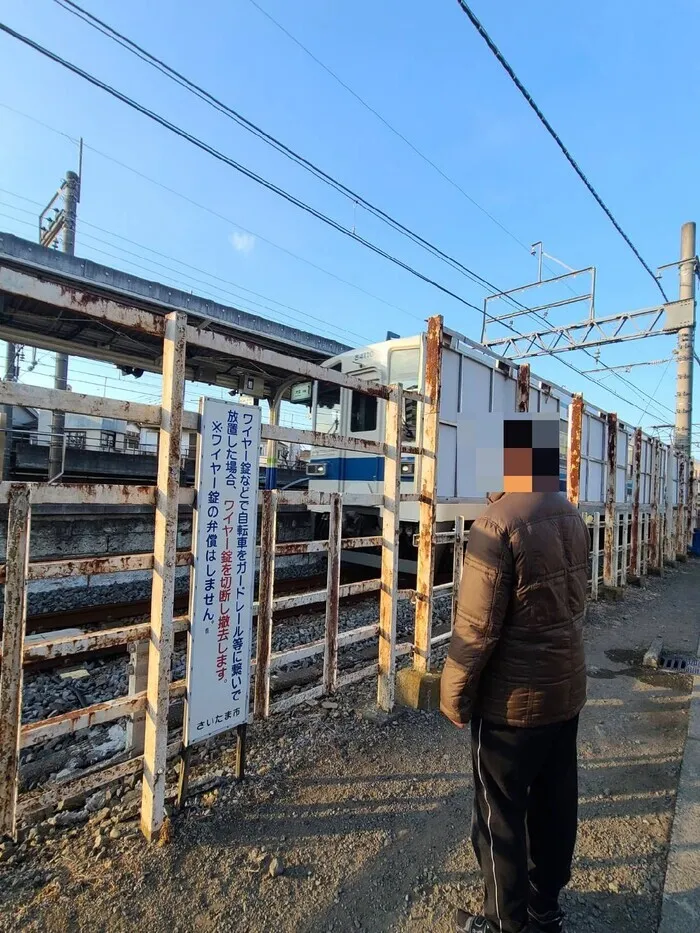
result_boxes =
[691,529,700,557]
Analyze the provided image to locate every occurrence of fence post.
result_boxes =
[591,511,601,599]
[629,427,642,582]
[125,642,149,756]
[687,461,696,548]
[603,413,619,595]
[649,440,663,575]
[567,394,583,507]
[377,386,402,712]
[254,489,277,719]
[516,362,530,412]
[323,493,342,695]
[140,311,186,843]
[451,516,466,631]
[676,457,687,561]
[413,316,443,674]
[0,484,30,839]
[665,448,675,564]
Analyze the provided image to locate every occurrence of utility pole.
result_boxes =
[47,169,80,480]
[675,221,696,457]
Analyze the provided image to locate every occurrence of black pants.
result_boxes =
[470,714,579,933]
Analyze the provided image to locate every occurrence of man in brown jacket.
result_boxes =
[440,487,589,933]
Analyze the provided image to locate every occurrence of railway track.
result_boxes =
[19,565,452,675]
[20,569,376,674]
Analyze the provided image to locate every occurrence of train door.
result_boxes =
[344,369,381,497]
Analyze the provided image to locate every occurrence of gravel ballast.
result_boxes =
[1,563,698,933]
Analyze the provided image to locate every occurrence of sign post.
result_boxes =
[182,398,261,791]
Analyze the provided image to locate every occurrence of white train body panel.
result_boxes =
[307,329,576,527]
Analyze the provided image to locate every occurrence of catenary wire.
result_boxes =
[0,95,677,425]
[50,1,519,301]
[0,102,425,324]
[1,207,676,428]
[0,21,498,318]
[0,194,372,345]
[454,0,668,302]
[0,186,677,425]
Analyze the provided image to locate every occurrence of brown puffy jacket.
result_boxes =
[440,492,589,728]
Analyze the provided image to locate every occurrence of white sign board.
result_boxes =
[290,381,312,402]
[184,398,261,745]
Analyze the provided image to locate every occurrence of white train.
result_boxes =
[305,326,576,573]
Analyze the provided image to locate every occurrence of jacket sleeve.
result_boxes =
[440,516,513,725]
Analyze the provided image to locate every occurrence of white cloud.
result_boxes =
[229,232,256,255]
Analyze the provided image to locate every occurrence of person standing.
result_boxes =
[440,491,589,933]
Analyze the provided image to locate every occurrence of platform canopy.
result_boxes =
[0,233,350,397]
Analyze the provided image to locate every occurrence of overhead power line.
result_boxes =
[245,0,536,257]
[52,2,675,421]
[4,198,675,425]
[0,100,422,323]
[454,1,668,302]
[0,53,674,424]
[0,196,675,425]
[0,20,496,318]
[52,0,510,300]
[0,192,373,345]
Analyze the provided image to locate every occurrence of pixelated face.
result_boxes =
[503,417,560,493]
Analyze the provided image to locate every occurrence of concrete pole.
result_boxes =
[675,221,696,458]
[48,170,79,480]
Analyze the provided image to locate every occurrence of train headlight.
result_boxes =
[306,462,327,476]
[400,460,415,477]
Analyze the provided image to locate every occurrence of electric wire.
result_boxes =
[0,22,491,317]
[50,1,517,300]
[454,0,668,302]
[0,194,371,345]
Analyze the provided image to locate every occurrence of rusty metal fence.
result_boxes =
[0,260,695,847]
[0,265,445,844]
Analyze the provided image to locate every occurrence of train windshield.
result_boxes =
[389,347,420,442]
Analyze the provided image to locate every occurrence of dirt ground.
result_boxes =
[2,563,699,933]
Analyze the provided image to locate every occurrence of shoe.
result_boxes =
[528,907,565,932]
[454,909,493,932]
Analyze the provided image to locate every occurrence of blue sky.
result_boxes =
[0,0,698,441]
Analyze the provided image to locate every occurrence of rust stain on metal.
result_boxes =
[377,385,403,710]
[516,363,530,413]
[341,535,383,550]
[20,693,147,749]
[629,428,642,576]
[23,622,151,663]
[273,541,327,557]
[254,490,277,720]
[186,325,424,404]
[323,493,342,695]
[141,310,187,843]
[0,485,31,837]
[413,316,443,675]
[649,439,660,570]
[567,395,583,506]
[676,457,687,557]
[53,282,165,336]
[603,413,617,586]
[687,461,696,548]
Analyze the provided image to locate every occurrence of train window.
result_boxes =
[100,430,116,451]
[315,383,341,435]
[389,348,420,443]
[350,393,377,433]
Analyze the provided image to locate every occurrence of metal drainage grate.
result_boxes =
[659,655,700,675]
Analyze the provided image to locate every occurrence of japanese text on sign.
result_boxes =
[184,398,261,745]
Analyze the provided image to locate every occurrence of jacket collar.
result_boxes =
[487,492,507,505]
